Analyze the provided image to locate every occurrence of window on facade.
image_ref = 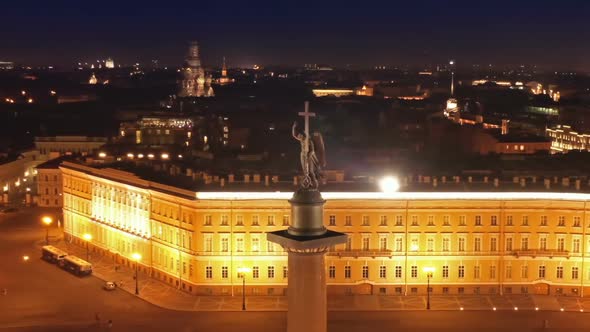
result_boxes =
[222,266,228,279]
[558,216,565,226]
[458,265,465,278]
[539,266,546,279]
[521,237,529,250]
[362,216,370,226]
[395,238,403,252]
[282,215,289,226]
[220,215,228,226]
[459,216,466,226]
[267,215,275,226]
[362,266,369,279]
[521,265,528,279]
[283,266,288,279]
[45,188,49,195]
[490,265,496,279]
[236,215,244,226]
[411,238,419,251]
[572,267,579,280]
[442,265,449,278]
[411,265,418,278]
[221,238,229,252]
[491,215,497,226]
[267,240,275,252]
[443,238,450,251]
[540,238,547,250]
[573,239,581,253]
[521,216,529,226]
[379,266,386,279]
[443,215,450,226]
[362,236,370,251]
[458,238,465,251]
[344,266,351,279]
[345,236,352,251]
[574,216,581,227]
[427,238,434,252]
[427,215,435,226]
[329,215,336,226]
[379,237,387,251]
[490,238,497,251]
[206,266,213,279]
[204,235,212,252]
[506,215,513,226]
[329,266,336,279]
[475,216,482,226]
[411,215,419,226]
[505,265,512,279]
[252,238,260,252]
[252,266,259,279]
[474,238,481,252]
[395,266,402,278]
[379,215,387,226]
[395,215,403,226]
[540,215,548,226]
[506,237,513,251]
[556,266,564,279]
[236,238,244,252]
[204,215,213,226]
[345,215,352,226]
[268,266,275,279]
[557,238,565,251]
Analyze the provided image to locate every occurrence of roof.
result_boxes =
[495,133,551,143]
[36,156,74,169]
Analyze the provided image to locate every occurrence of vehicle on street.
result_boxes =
[103,281,117,291]
[59,255,93,276]
[41,245,68,263]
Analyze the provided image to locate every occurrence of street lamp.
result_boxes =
[237,267,251,311]
[424,266,435,310]
[22,255,30,262]
[83,233,92,261]
[379,176,400,194]
[132,253,142,295]
[42,216,53,245]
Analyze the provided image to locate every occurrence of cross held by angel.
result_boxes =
[292,102,326,189]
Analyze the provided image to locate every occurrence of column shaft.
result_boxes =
[288,250,327,332]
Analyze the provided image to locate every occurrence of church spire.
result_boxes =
[221,56,227,78]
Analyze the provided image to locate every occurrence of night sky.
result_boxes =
[1,0,589,70]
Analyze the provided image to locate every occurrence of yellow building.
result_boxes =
[61,161,590,297]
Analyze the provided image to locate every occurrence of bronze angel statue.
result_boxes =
[292,121,326,189]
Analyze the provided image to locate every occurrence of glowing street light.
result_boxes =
[237,267,251,310]
[42,216,53,244]
[22,255,30,262]
[423,266,435,310]
[132,253,142,295]
[98,152,107,158]
[379,176,400,194]
[83,233,92,261]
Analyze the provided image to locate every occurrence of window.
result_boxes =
[379,265,386,279]
[251,238,260,252]
[380,215,387,226]
[427,215,435,226]
[204,235,212,252]
[458,287,465,294]
[458,238,465,252]
[506,215,513,226]
[521,237,528,250]
[282,215,289,226]
[345,266,351,279]
[251,215,259,226]
[267,240,275,252]
[540,215,548,226]
[490,265,496,279]
[573,238,581,253]
[345,216,352,226]
[395,238,403,252]
[474,238,481,252]
[362,236,370,251]
[362,266,369,279]
[221,238,229,252]
[329,215,336,226]
[236,215,244,226]
[329,266,336,279]
[206,266,212,279]
[506,237,513,251]
[574,216,581,227]
[538,265,546,279]
[505,265,512,279]
[443,215,450,226]
[490,215,497,226]
[236,238,244,252]
[557,238,565,251]
[556,266,563,279]
[204,215,212,226]
[443,238,450,251]
[475,215,482,226]
[558,216,565,226]
[222,266,228,279]
[362,216,370,226]
[395,266,402,278]
[540,238,547,250]
[252,266,259,279]
[379,237,387,251]
[458,265,465,278]
[411,265,418,278]
[221,215,229,226]
[521,216,529,226]
[459,216,466,226]
[442,265,449,278]
[521,265,528,279]
[572,267,579,280]
[411,238,419,251]
[268,266,275,279]
[442,287,449,294]
[267,215,275,226]
[395,215,403,226]
[490,238,497,252]
[427,238,434,252]
[283,266,288,279]
[411,215,419,226]
[345,236,352,251]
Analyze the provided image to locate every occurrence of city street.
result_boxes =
[2,209,590,331]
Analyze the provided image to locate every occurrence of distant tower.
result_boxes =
[449,59,455,97]
[221,56,227,78]
[218,56,233,85]
[444,59,459,119]
[179,41,214,97]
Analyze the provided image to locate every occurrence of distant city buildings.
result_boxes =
[546,125,590,153]
[0,61,14,70]
[105,58,115,69]
[178,41,214,97]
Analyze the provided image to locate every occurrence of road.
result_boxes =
[1,208,590,331]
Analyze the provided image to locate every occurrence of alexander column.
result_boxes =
[268,102,347,332]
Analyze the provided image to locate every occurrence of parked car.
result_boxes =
[103,281,117,291]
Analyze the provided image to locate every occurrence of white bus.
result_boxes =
[41,245,68,263]
[59,255,93,276]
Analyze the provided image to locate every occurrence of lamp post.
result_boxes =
[83,233,92,261]
[42,216,53,245]
[237,267,251,311]
[132,253,142,295]
[424,266,435,310]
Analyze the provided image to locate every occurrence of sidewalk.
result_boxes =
[49,239,590,313]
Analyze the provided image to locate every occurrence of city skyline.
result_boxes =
[1,0,589,70]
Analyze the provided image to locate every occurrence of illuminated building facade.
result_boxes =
[546,125,590,153]
[179,41,214,97]
[61,161,590,297]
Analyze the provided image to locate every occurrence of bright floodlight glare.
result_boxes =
[132,253,142,261]
[449,60,455,65]
[379,176,400,193]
